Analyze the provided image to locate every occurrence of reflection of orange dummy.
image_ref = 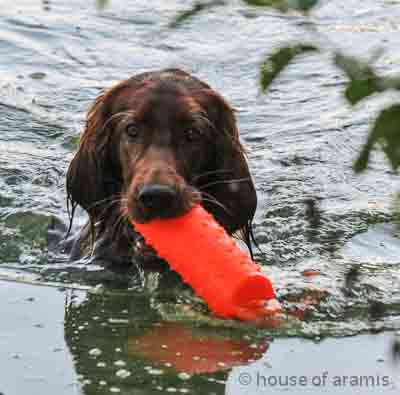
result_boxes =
[129,322,268,374]
[133,205,280,321]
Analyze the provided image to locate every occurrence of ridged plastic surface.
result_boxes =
[133,205,277,321]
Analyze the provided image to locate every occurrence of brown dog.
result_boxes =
[66,69,257,269]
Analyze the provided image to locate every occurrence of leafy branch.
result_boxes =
[169,1,226,28]
[242,0,400,173]
[239,0,400,230]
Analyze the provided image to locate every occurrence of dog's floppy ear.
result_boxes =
[194,89,257,236]
[66,87,122,220]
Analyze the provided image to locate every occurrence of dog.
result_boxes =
[66,69,257,271]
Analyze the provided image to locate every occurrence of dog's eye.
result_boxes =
[126,123,139,138]
[185,129,201,142]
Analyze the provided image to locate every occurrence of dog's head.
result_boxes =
[67,69,256,236]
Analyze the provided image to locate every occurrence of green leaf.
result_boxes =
[335,53,382,105]
[169,1,225,28]
[393,193,400,236]
[243,0,319,12]
[380,76,400,91]
[354,104,400,173]
[243,0,288,11]
[345,78,381,105]
[335,52,400,105]
[96,0,110,10]
[286,0,319,11]
[260,45,317,91]
[353,140,374,173]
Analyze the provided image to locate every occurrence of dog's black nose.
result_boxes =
[137,184,177,215]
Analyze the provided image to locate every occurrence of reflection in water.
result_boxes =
[129,322,267,375]
[64,288,270,394]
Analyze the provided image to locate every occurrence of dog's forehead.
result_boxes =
[112,80,202,127]
[141,82,201,125]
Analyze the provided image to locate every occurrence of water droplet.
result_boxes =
[148,368,164,376]
[177,372,191,380]
[116,369,131,379]
[88,348,102,357]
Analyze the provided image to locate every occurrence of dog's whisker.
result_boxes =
[190,169,233,183]
[199,191,233,216]
[199,177,251,190]
[200,197,231,214]
[86,193,124,211]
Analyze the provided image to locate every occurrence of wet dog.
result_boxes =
[66,69,257,270]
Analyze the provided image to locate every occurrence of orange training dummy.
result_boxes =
[133,205,280,321]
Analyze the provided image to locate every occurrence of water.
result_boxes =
[1,0,400,394]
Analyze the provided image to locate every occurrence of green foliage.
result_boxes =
[96,0,110,10]
[260,45,317,91]
[393,193,400,236]
[169,1,225,28]
[243,0,400,174]
[334,52,400,105]
[169,0,318,21]
[354,105,400,173]
[334,53,381,105]
[333,53,400,172]
[244,0,289,12]
[286,0,319,11]
[244,0,318,12]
